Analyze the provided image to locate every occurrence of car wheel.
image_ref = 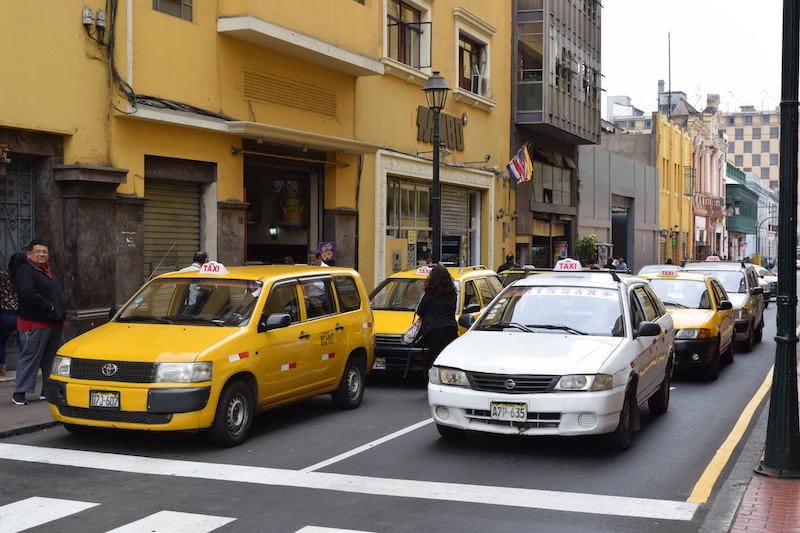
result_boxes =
[332,357,365,409]
[721,336,734,365]
[436,423,466,442]
[209,380,254,447]
[742,322,756,352]
[648,360,671,414]
[605,386,634,451]
[701,338,720,381]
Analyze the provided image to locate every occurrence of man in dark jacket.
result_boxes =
[11,239,67,406]
[497,254,520,273]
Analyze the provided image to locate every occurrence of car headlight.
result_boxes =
[429,366,470,387]
[155,362,212,383]
[735,309,750,320]
[676,328,712,339]
[555,374,613,391]
[52,355,71,377]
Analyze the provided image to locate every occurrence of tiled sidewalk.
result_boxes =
[730,476,800,532]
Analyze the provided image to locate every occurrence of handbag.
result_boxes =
[401,319,423,346]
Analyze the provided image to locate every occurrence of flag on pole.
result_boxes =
[506,145,532,183]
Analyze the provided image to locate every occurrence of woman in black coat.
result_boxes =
[416,265,458,365]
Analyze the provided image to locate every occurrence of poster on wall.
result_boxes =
[317,242,336,265]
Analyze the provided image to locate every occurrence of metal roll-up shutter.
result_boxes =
[442,185,469,235]
[143,180,201,280]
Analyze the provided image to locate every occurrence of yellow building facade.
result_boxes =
[0,1,512,334]
[654,114,694,263]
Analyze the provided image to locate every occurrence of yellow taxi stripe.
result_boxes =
[686,365,773,503]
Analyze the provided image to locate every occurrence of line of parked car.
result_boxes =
[41,257,771,450]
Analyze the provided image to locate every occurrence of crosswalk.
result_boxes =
[0,497,373,533]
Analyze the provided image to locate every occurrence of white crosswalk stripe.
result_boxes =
[0,496,99,533]
[105,510,236,532]
[296,527,375,533]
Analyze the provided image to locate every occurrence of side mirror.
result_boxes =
[718,300,733,311]
[751,287,763,295]
[635,321,661,338]
[463,303,481,314]
[258,313,291,333]
[458,313,475,329]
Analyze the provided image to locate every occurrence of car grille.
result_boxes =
[69,359,157,383]
[467,372,559,394]
[376,334,404,347]
[465,408,561,428]
[58,406,172,424]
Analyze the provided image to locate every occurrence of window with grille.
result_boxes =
[153,0,192,21]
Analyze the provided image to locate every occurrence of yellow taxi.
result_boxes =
[641,269,734,380]
[369,265,502,374]
[498,265,554,287]
[44,262,375,446]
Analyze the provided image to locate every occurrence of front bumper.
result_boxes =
[427,383,626,437]
[374,335,432,372]
[45,380,212,430]
[673,338,717,368]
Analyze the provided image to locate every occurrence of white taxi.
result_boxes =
[427,262,675,450]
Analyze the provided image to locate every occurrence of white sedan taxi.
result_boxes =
[428,265,675,450]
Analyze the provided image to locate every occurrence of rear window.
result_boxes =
[334,276,362,312]
[370,278,425,311]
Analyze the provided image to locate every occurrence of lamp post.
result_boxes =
[422,71,450,264]
[755,215,778,258]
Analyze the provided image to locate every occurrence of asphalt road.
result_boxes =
[0,301,780,532]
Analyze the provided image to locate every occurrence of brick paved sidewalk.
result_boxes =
[730,476,800,532]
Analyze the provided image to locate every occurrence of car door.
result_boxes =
[256,280,319,406]
[711,279,735,352]
[299,276,345,390]
[746,268,765,328]
[629,285,665,400]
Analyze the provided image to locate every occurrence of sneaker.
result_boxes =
[38,394,46,401]
[11,394,29,406]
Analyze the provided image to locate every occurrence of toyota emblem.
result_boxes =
[504,379,516,390]
[101,363,118,377]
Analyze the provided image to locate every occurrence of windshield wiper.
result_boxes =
[526,324,588,335]
[662,301,689,309]
[116,316,172,324]
[481,321,533,332]
[164,315,224,326]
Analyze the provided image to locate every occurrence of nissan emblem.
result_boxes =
[101,363,118,377]
[504,379,516,390]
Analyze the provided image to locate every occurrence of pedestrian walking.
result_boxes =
[180,250,208,271]
[0,254,23,377]
[11,239,68,406]
[415,265,458,369]
[497,254,520,273]
[615,256,628,272]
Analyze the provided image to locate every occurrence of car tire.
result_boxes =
[721,337,734,365]
[606,386,634,451]
[701,339,721,381]
[648,359,672,414]
[332,356,365,410]
[209,380,254,447]
[436,423,466,442]
[742,322,756,352]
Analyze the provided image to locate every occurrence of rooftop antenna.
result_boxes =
[667,32,671,118]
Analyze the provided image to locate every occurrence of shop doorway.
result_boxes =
[244,155,322,265]
[0,154,34,267]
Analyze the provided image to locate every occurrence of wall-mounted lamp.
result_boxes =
[496,207,506,220]
[268,224,279,239]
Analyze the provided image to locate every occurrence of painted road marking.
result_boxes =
[687,366,773,503]
[0,443,698,521]
[296,527,375,533]
[106,510,235,532]
[300,418,434,472]
[0,496,99,533]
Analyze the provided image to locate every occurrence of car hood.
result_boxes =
[434,331,625,375]
[667,308,716,329]
[58,322,241,362]
[764,275,777,283]
[372,309,417,335]
[727,293,749,310]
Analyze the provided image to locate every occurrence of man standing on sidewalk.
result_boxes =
[11,239,67,406]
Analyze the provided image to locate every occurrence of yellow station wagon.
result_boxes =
[642,270,734,380]
[369,265,502,374]
[45,263,375,446]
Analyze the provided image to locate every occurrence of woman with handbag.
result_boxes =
[416,265,458,368]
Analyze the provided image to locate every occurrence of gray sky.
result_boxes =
[601,1,784,119]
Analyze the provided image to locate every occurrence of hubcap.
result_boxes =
[227,394,247,435]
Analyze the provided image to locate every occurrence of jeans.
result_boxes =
[14,326,62,395]
[0,311,17,365]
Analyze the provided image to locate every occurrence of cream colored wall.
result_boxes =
[1,1,111,164]
[655,114,694,260]
[217,0,382,58]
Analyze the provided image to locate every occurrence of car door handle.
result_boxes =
[335,324,345,331]
[298,332,310,340]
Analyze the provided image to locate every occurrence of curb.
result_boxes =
[0,420,60,439]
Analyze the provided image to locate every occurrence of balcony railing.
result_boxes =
[693,193,725,213]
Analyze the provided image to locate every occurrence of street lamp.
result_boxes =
[422,71,450,263]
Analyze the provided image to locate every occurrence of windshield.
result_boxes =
[648,279,711,309]
[686,270,745,294]
[475,285,624,337]
[117,278,263,326]
[370,278,426,310]
[499,271,528,287]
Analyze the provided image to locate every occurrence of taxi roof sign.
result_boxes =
[660,268,681,276]
[200,261,229,275]
[705,255,721,261]
[554,258,582,271]
[415,266,433,276]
